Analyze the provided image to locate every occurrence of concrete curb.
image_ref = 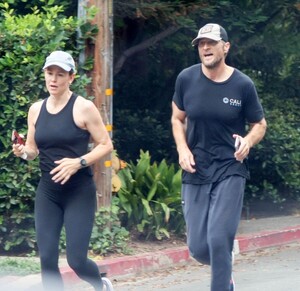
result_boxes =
[60,224,300,285]
[61,246,191,283]
[235,224,300,253]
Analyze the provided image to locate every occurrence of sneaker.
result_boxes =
[102,277,114,291]
[230,275,235,291]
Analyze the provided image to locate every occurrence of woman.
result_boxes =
[12,51,114,291]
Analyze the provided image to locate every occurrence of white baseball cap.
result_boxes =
[192,23,228,46]
[43,51,76,72]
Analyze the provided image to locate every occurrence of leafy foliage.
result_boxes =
[0,163,38,253]
[59,196,131,256]
[113,109,177,162]
[90,197,131,256]
[117,150,184,240]
[246,99,300,202]
[0,257,40,276]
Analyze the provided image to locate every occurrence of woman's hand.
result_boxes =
[50,158,81,185]
[12,143,27,159]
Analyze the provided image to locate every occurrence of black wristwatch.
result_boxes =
[79,157,87,168]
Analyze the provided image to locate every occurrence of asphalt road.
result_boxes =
[6,242,299,291]
[90,241,300,291]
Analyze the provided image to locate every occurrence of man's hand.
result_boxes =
[233,134,250,162]
[178,148,196,173]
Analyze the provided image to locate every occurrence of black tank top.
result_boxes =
[35,93,90,173]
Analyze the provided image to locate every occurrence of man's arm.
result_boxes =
[234,118,267,161]
[246,118,267,147]
[171,101,196,173]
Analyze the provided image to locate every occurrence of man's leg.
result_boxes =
[208,175,245,291]
[181,183,212,265]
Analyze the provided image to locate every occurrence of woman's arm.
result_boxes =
[78,98,114,165]
[12,102,40,160]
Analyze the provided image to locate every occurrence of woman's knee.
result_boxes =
[67,254,87,272]
[40,253,59,271]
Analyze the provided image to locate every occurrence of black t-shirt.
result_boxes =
[173,64,264,184]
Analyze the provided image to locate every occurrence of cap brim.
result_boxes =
[43,62,72,72]
[191,34,222,46]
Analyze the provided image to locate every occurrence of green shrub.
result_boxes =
[117,150,184,240]
[0,162,38,253]
[90,197,131,256]
[58,197,130,256]
[113,109,177,163]
[245,97,300,203]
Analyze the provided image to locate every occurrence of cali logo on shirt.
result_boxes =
[223,97,242,107]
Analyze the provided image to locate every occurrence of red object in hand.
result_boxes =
[12,130,25,145]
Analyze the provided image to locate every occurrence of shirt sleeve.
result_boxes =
[244,81,265,123]
[172,73,185,111]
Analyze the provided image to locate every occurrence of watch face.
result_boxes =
[80,158,87,167]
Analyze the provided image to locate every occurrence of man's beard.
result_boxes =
[202,55,223,69]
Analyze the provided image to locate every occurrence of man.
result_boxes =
[171,23,267,291]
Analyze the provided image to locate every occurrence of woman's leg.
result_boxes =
[64,180,103,291]
[35,180,64,291]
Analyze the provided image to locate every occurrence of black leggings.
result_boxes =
[35,173,103,291]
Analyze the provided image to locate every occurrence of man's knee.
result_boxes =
[208,233,233,252]
[188,242,210,265]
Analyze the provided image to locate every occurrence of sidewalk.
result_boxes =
[1,214,300,290]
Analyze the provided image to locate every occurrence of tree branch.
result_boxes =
[114,26,180,75]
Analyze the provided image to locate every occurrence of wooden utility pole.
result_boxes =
[78,0,114,208]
